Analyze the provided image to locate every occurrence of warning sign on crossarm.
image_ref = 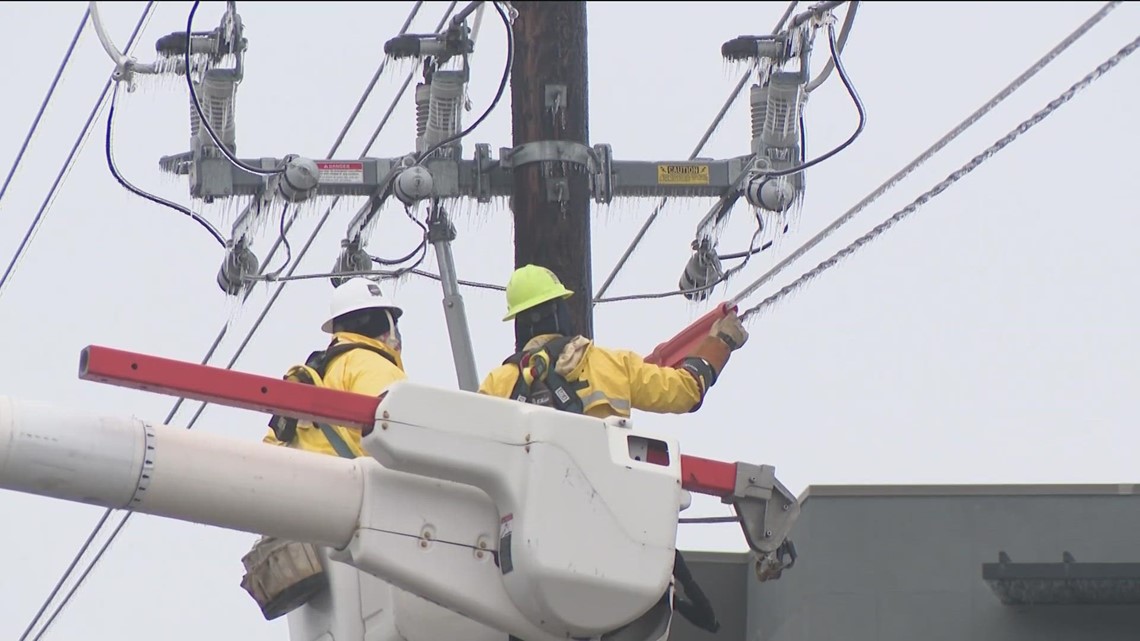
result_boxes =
[657,164,710,186]
[316,161,365,184]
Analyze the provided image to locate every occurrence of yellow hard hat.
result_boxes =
[502,264,574,321]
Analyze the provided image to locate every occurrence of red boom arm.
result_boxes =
[78,345,739,498]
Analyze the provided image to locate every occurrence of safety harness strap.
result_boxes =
[505,336,585,415]
[268,340,398,452]
[314,422,358,460]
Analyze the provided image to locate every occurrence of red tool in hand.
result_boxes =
[643,301,738,368]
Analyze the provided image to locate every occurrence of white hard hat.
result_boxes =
[321,277,404,334]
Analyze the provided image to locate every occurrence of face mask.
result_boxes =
[380,309,402,352]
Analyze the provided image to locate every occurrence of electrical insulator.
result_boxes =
[331,240,372,288]
[393,165,434,206]
[194,68,239,154]
[423,70,465,155]
[678,241,724,302]
[744,176,796,212]
[414,82,431,152]
[216,242,259,295]
[749,71,805,212]
[277,155,320,203]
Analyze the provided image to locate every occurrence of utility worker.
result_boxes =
[243,277,408,621]
[262,276,407,458]
[478,264,750,635]
[478,264,749,419]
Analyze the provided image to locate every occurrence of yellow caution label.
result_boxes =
[657,164,710,185]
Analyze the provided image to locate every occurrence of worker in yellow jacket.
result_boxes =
[244,277,410,621]
[478,264,748,418]
[262,277,407,458]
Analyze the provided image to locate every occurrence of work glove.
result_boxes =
[710,310,749,351]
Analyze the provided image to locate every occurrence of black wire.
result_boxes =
[0,7,89,212]
[720,209,775,261]
[386,233,431,280]
[358,0,513,234]
[598,19,867,306]
[268,202,292,277]
[414,0,513,165]
[717,110,806,262]
[370,207,429,265]
[186,1,283,177]
[22,5,456,636]
[105,84,227,247]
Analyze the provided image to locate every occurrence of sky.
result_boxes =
[0,1,1137,640]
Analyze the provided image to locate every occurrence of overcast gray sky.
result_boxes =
[1,1,1137,640]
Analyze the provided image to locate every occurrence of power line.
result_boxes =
[590,0,801,303]
[593,0,1123,309]
[17,4,456,636]
[0,3,156,304]
[11,5,157,635]
[727,0,1124,311]
[595,16,865,304]
[741,32,1140,322]
[0,7,89,216]
[105,83,227,247]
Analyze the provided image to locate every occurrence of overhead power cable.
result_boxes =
[591,0,801,303]
[727,0,1124,311]
[105,83,226,247]
[185,1,285,178]
[741,32,1140,321]
[18,5,454,637]
[0,7,89,217]
[0,3,156,305]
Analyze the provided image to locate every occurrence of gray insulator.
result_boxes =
[217,244,259,295]
[331,245,372,288]
[414,83,431,153]
[745,176,797,213]
[278,156,320,203]
[679,244,725,302]
[750,84,767,156]
[393,166,434,205]
[424,71,465,152]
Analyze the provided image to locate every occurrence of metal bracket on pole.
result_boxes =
[473,143,494,203]
[498,141,597,171]
[427,202,480,392]
[499,141,596,206]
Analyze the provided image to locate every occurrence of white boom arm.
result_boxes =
[0,383,685,641]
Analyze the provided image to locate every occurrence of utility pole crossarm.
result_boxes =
[183,153,757,208]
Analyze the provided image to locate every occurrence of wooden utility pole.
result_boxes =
[509,1,593,342]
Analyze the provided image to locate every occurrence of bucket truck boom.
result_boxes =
[0,345,800,641]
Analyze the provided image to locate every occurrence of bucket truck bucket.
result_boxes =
[0,345,802,641]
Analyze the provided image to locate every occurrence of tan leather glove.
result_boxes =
[710,310,749,351]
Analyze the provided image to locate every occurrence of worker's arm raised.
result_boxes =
[622,349,704,414]
[629,311,750,414]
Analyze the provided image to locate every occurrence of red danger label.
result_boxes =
[316,161,364,184]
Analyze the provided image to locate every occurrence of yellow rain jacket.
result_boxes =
[263,332,406,457]
[478,334,703,419]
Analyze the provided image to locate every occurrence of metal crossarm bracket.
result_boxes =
[726,462,801,555]
[197,150,755,202]
[498,141,596,171]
